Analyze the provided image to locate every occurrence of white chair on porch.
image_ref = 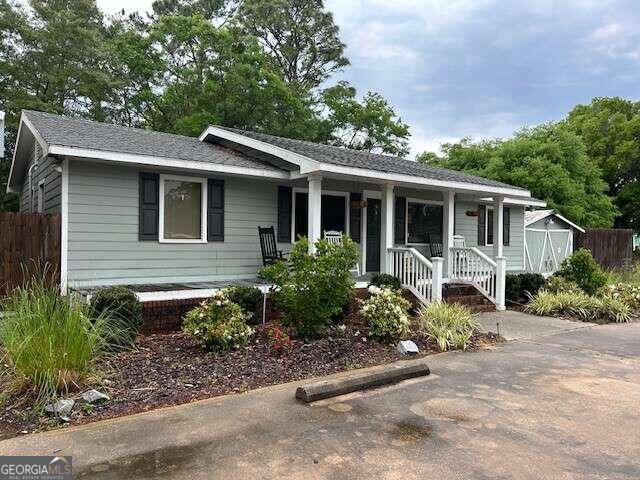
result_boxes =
[323,230,361,276]
[453,235,466,247]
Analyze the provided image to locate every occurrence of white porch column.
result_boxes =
[493,195,506,310]
[432,257,443,302]
[442,191,455,279]
[307,175,322,254]
[380,184,394,273]
[493,196,504,258]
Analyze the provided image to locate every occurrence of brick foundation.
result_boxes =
[140,288,372,334]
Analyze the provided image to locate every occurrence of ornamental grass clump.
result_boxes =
[182,290,254,351]
[0,280,121,406]
[360,286,411,340]
[526,290,631,323]
[419,302,476,352]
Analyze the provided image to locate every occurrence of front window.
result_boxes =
[160,176,206,242]
[407,202,443,244]
[486,207,494,246]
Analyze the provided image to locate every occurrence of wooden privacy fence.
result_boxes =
[0,212,61,296]
[575,228,633,270]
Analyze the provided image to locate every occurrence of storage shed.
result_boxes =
[524,210,584,274]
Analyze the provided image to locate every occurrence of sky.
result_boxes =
[96,0,640,157]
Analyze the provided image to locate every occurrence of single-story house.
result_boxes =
[524,209,584,275]
[7,110,546,310]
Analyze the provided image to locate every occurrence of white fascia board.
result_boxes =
[480,196,547,207]
[309,163,533,198]
[550,213,585,233]
[200,126,320,171]
[46,145,290,180]
[6,113,49,193]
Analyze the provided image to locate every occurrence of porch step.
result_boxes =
[443,283,496,313]
[444,284,478,297]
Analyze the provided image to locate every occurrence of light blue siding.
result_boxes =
[67,161,289,288]
[454,200,525,271]
[18,144,61,214]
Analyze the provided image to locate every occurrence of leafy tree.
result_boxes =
[565,97,640,230]
[146,14,323,139]
[237,0,348,90]
[151,0,235,21]
[322,81,410,156]
[419,124,615,228]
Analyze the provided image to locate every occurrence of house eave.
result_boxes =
[46,145,291,180]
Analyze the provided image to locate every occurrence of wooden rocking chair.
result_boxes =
[258,226,287,267]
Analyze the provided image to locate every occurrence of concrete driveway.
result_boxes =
[2,322,640,479]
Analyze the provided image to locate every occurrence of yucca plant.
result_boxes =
[0,280,124,407]
[419,302,477,352]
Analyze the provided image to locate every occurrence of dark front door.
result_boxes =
[366,198,381,272]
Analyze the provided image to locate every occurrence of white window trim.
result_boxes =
[485,205,494,247]
[405,198,444,246]
[291,187,350,244]
[159,174,208,244]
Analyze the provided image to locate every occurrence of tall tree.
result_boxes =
[147,14,323,139]
[322,81,410,156]
[151,0,236,22]
[237,0,348,90]
[565,97,640,230]
[418,124,615,228]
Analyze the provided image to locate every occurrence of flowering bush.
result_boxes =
[556,248,607,295]
[544,276,581,295]
[604,283,640,310]
[360,286,411,340]
[260,236,358,337]
[182,290,254,351]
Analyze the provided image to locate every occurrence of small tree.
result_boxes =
[260,236,358,337]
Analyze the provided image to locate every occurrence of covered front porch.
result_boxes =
[293,175,514,310]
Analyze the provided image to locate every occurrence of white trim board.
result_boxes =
[524,210,585,233]
[158,174,208,244]
[60,158,69,294]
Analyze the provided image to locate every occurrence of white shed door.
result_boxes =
[525,229,573,273]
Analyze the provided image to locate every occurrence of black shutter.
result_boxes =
[477,204,486,246]
[277,186,292,242]
[503,207,510,246]
[349,193,362,242]
[139,172,159,241]
[207,179,224,242]
[394,196,406,244]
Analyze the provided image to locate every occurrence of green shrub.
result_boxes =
[260,236,358,337]
[370,273,402,291]
[505,274,522,302]
[361,286,411,340]
[182,290,254,350]
[225,285,263,322]
[603,283,640,310]
[90,286,141,349]
[556,248,607,295]
[506,273,545,302]
[419,302,477,352]
[0,281,122,406]
[544,276,581,294]
[526,290,631,323]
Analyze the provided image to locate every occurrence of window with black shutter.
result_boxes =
[349,193,362,242]
[394,196,406,244]
[503,207,510,246]
[477,204,486,246]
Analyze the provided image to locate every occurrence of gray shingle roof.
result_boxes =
[217,126,528,192]
[23,110,282,172]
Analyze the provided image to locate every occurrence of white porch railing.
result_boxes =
[450,247,505,308]
[388,247,442,305]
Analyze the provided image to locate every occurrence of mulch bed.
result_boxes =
[0,319,502,441]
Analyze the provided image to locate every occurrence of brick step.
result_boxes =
[466,303,496,313]
[444,284,478,297]
[445,294,489,306]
